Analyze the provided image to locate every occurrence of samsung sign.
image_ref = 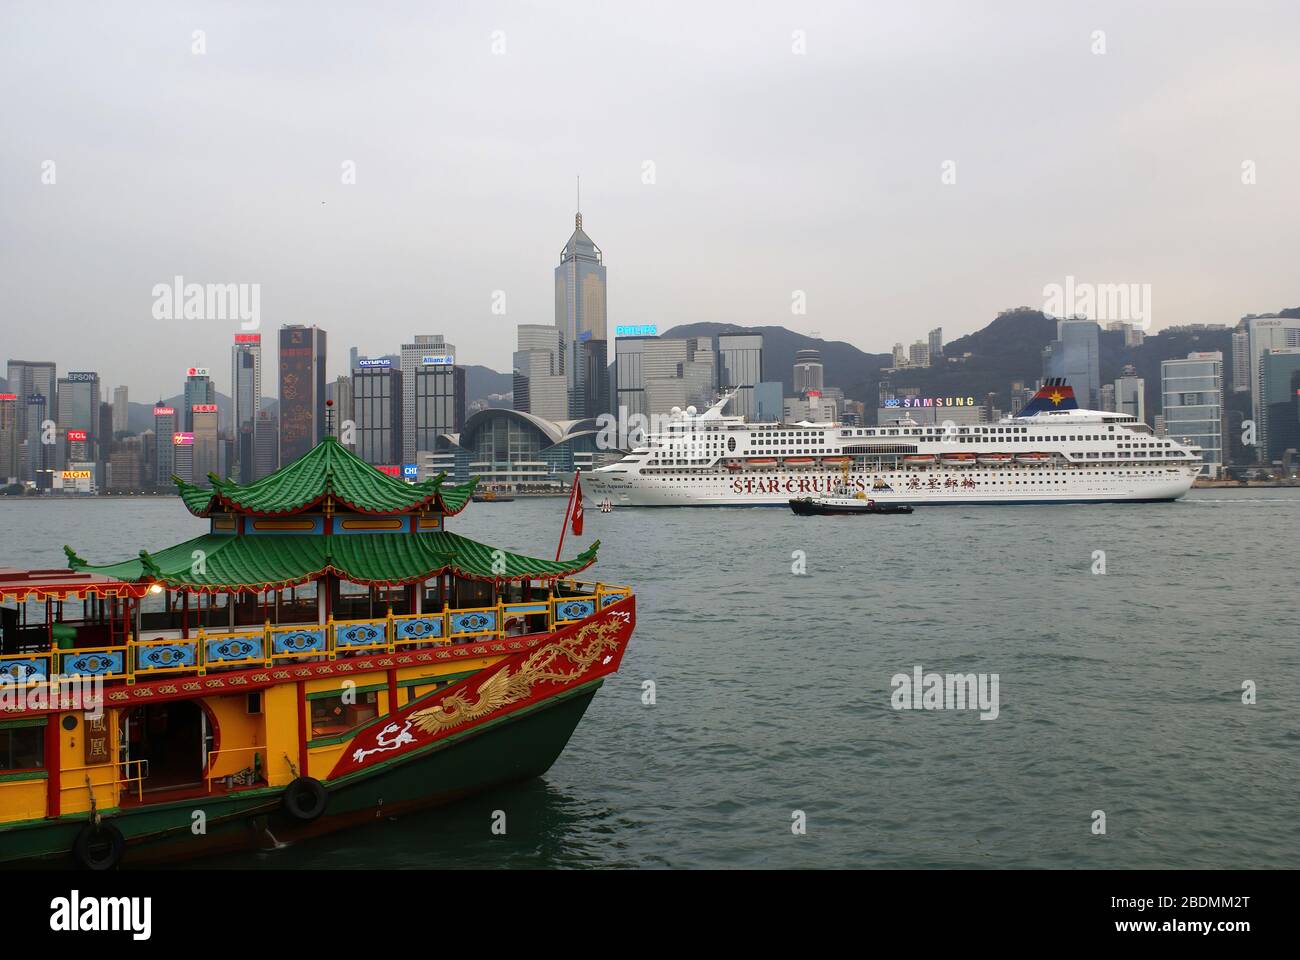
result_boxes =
[883,396,978,408]
[420,355,454,366]
[615,325,657,337]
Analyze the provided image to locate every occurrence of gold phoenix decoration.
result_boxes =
[409,619,624,733]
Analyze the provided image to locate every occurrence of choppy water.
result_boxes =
[4,490,1298,869]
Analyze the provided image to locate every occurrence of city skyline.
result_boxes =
[3,2,1299,400]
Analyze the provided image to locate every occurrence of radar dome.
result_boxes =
[686,405,697,416]
[670,406,682,417]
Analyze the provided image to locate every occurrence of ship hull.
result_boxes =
[584,467,1197,507]
[0,682,601,868]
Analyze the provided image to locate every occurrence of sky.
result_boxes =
[2,0,1298,400]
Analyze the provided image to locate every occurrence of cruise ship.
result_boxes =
[583,380,1202,507]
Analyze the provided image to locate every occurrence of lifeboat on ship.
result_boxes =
[821,456,850,466]
[783,457,815,467]
[724,462,743,471]
[902,455,937,466]
[748,458,777,467]
[977,453,1013,466]
[939,453,976,465]
[1016,452,1054,464]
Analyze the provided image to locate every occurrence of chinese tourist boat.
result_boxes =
[0,436,634,868]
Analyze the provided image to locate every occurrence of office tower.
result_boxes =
[1100,384,1116,412]
[412,358,465,455]
[892,343,906,368]
[400,335,463,460]
[171,432,195,484]
[1114,366,1146,424]
[231,333,262,435]
[278,324,327,465]
[1230,327,1250,393]
[1161,351,1224,477]
[928,327,943,361]
[253,411,279,480]
[0,392,18,482]
[352,364,403,465]
[1042,318,1101,409]
[718,334,764,419]
[333,375,353,445]
[1106,321,1146,348]
[5,360,57,450]
[793,348,824,394]
[513,324,568,421]
[1244,315,1300,432]
[108,437,144,491]
[555,209,609,418]
[1260,349,1300,462]
[112,386,129,434]
[182,368,215,432]
[191,403,220,484]
[153,404,176,484]
[23,394,52,487]
[908,341,930,368]
[56,371,100,466]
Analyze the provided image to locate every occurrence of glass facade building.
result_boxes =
[718,334,764,419]
[278,324,327,466]
[352,366,403,466]
[555,212,609,419]
[1042,319,1100,409]
[1161,351,1224,476]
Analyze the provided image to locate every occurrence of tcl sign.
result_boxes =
[67,430,88,442]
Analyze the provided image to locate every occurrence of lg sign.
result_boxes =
[186,367,210,377]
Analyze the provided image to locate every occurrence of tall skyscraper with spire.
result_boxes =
[554,193,609,419]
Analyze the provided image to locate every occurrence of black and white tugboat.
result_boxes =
[789,465,914,516]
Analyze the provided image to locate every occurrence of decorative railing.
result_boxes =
[0,581,631,688]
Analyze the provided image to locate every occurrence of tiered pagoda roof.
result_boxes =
[59,436,600,593]
[176,435,477,517]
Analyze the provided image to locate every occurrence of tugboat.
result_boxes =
[788,463,915,516]
[0,434,634,867]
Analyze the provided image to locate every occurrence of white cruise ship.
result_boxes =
[582,380,1202,507]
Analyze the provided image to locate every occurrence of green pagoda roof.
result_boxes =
[175,436,477,517]
[65,532,600,591]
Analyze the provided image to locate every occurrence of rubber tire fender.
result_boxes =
[282,776,328,822]
[73,821,125,871]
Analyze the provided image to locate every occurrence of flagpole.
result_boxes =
[555,469,578,561]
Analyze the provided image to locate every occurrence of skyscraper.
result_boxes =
[928,327,943,362]
[56,371,100,467]
[182,368,215,432]
[1114,365,1146,424]
[231,333,263,434]
[253,411,279,480]
[555,209,608,418]
[513,324,567,421]
[5,360,57,450]
[352,363,403,465]
[400,335,462,461]
[1260,349,1300,462]
[793,348,824,394]
[0,392,18,482]
[1162,351,1224,477]
[717,334,763,419]
[191,402,220,484]
[153,404,176,485]
[1231,327,1250,393]
[278,325,327,465]
[1244,315,1300,433]
[112,386,129,434]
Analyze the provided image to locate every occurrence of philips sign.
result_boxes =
[615,325,657,337]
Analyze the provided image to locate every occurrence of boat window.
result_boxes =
[310,690,380,739]
[0,723,45,771]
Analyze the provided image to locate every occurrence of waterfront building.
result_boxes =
[231,333,263,439]
[1244,314,1300,435]
[181,368,215,433]
[1260,349,1300,462]
[614,334,714,419]
[191,403,220,484]
[5,360,56,454]
[1100,384,1116,412]
[1042,318,1100,409]
[793,348,824,394]
[1161,351,1224,476]
[430,408,610,486]
[112,386,129,434]
[108,437,145,491]
[400,335,463,462]
[253,411,279,480]
[332,375,353,441]
[514,324,568,422]
[718,334,763,419]
[353,364,403,466]
[753,381,784,422]
[152,405,176,486]
[56,371,100,467]
[0,392,18,482]
[1231,327,1251,393]
[278,324,328,465]
[171,431,194,484]
[555,209,609,418]
[1114,366,1146,424]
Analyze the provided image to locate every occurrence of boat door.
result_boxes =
[119,701,207,793]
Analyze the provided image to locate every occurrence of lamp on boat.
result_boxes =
[149,584,163,595]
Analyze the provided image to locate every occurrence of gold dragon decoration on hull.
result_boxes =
[408,619,625,733]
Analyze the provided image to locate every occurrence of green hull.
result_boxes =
[1,682,601,868]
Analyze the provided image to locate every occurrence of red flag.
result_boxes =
[571,475,584,536]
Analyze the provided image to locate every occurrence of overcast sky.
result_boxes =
[2,0,1298,400]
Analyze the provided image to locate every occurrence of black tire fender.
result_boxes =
[73,820,125,871]
[282,776,328,822]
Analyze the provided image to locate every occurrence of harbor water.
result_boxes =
[3,490,1296,869]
